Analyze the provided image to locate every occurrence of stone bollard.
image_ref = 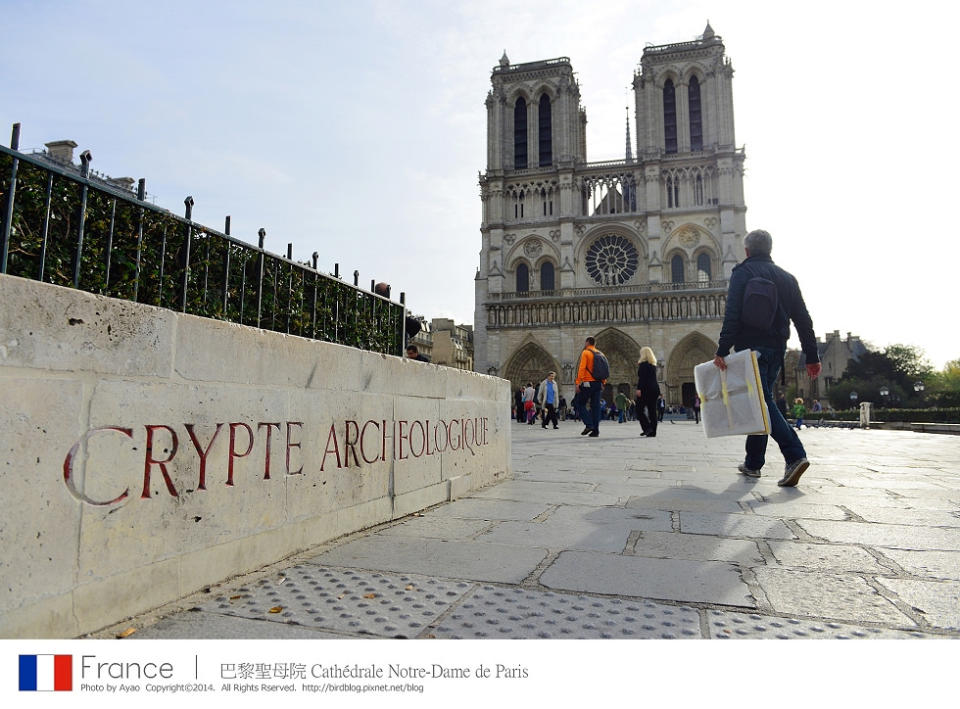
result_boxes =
[859,401,872,429]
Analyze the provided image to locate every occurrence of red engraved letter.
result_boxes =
[343,420,360,468]
[424,419,433,456]
[359,420,381,465]
[397,420,409,460]
[143,425,180,499]
[63,427,133,506]
[447,419,461,451]
[320,423,341,472]
[258,422,281,479]
[184,423,223,490]
[433,420,449,453]
[227,422,254,486]
[408,421,426,458]
[285,422,304,475]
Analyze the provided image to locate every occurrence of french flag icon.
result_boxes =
[19,654,73,691]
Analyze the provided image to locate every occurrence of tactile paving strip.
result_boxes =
[198,565,471,638]
[707,610,935,639]
[432,585,701,639]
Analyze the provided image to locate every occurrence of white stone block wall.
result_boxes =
[0,275,511,637]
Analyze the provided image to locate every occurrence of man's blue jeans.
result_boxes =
[745,346,806,470]
[580,381,602,431]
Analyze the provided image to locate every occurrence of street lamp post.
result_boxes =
[850,391,858,414]
[879,385,890,408]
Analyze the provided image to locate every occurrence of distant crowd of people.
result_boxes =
[509,228,824,489]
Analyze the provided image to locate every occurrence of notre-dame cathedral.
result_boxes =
[474,23,747,407]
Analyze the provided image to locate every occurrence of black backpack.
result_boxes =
[588,349,610,380]
[740,276,779,330]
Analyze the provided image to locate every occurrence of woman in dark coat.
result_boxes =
[635,346,661,437]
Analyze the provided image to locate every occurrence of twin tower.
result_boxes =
[474,24,748,407]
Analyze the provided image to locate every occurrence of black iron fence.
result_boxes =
[0,126,404,356]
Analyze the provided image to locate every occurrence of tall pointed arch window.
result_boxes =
[540,261,555,291]
[697,253,711,282]
[663,79,677,154]
[689,76,702,151]
[516,263,529,293]
[538,95,552,166]
[671,254,684,284]
[694,174,704,205]
[514,98,528,169]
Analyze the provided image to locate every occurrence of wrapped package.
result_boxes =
[694,349,771,439]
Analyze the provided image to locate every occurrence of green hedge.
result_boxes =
[803,408,960,424]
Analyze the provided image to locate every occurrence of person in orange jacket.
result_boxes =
[575,336,606,437]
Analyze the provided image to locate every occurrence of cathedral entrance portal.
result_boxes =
[665,332,716,407]
[503,341,560,392]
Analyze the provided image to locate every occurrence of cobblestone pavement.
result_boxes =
[103,421,960,639]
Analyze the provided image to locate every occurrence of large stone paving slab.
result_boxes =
[423,498,552,521]
[476,519,635,553]
[625,493,745,514]
[432,585,701,639]
[376,516,494,540]
[545,504,673,531]
[307,536,548,584]
[795,519,960,551]
[472,480,622,506]
[539,550,755,607]
[752,568,917,626]
[876,578,960,630]
[632,531,764,565]
[678,511,796,540]
[745,500,850,521]
[766,540,889,573]
[876,549,960,580]
[839,505,960,528]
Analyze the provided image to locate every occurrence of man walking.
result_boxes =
[713,229,821,487]
[537,371,560,429]
[575,336,607,438]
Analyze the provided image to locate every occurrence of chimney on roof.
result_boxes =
[45,140,78,164]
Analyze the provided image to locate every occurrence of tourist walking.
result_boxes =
[523,382,536,425]
[657,396,665,422]
[713,229,821,487]
[538,372,561,429]
[615,390,629,423]
[575,336,608,438]
[635,346,660,438]
[693,395,701,424]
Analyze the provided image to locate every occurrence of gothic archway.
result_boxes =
[593,328,641,405]
[503,340,560,392]
[664,331,717,407]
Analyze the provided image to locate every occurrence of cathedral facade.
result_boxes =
[474,24,748,407]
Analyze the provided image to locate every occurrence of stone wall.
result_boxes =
[0,275,510,637]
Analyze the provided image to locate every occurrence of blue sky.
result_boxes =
[2,0,957,368]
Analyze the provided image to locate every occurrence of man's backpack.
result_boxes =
[740,276,779,330]
[588,349,610,381]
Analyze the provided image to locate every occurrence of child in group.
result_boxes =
[791,397,806,430]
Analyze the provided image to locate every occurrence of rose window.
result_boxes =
[585,235,638,285]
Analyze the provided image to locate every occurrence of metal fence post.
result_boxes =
[181,196,194,311]
[134,179,146,301]
[400,291,407,352]
[222,215,231,313]
[1,123,21,274]
[72,150,92,288]
[256,228,265,327]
